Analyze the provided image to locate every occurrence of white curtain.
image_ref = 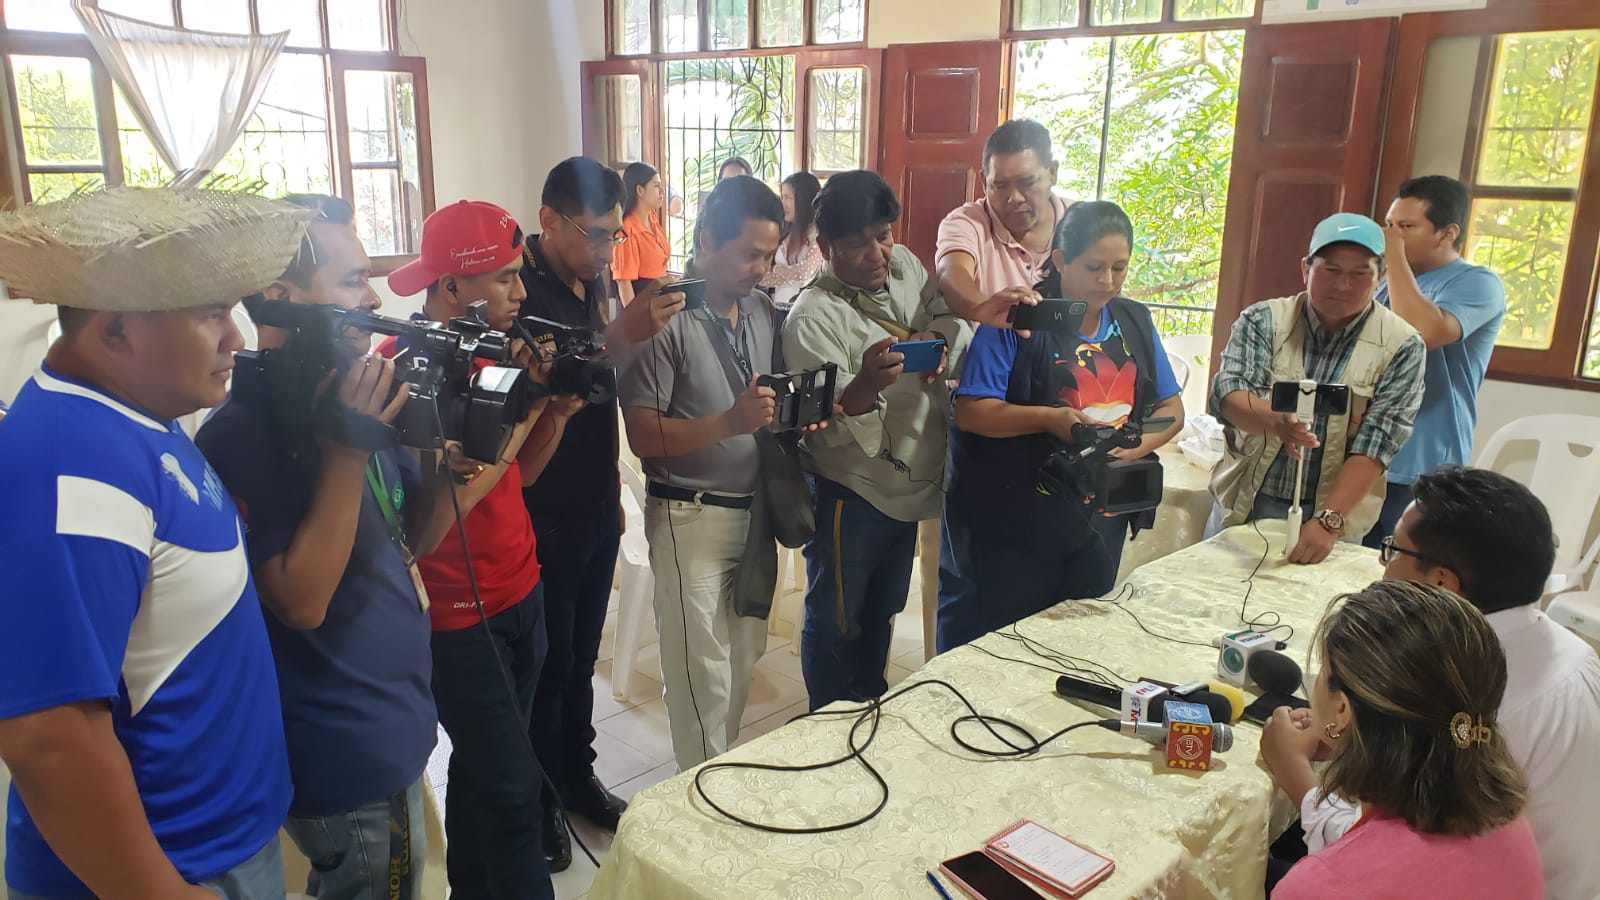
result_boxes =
[73,2,287,189]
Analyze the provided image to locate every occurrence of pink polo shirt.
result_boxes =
[1275,811,1543,900]
[934,194,1070,296]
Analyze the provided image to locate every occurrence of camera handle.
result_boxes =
[1285,379,1318,558]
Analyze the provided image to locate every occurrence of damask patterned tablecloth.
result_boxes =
[589,523,1383,900]
[1116,444,1217,584]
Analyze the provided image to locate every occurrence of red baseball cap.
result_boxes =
[387,200,523,297]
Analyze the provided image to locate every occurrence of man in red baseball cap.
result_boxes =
[380,199,582,900]
[388,200,529,331]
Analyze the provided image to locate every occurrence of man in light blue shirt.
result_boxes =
[1364,175,1506,546]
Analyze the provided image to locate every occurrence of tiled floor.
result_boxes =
[424,557,935,899]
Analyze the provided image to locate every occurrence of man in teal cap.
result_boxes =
[1209,212,1426,564]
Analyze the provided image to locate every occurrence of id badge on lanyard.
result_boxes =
[368,456,430,613]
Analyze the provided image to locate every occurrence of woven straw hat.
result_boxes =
[0,187,310,312]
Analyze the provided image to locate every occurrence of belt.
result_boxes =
[647,482,755,509]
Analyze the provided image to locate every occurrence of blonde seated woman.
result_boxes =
[1261,580,1543,899]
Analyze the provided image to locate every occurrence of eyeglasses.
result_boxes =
[561,213,627,248]
[1378,535,1429,566]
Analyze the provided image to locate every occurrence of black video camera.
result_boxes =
[1036,417,1174,517]
[758,364,837,432]
[232,301,535,463]
[515,316,616,405]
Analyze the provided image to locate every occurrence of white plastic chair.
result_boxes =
[1160,333,1212,429]
[1546,589,1600,653]
[611,461,658,701]
[1475,414,1600,597]
[1166,352,1191,392]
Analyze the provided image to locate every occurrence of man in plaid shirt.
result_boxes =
[1211,213,1425,565]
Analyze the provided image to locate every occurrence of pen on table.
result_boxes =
[926,870,955,900]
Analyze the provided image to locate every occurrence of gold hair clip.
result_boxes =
[1450,712,1493,749]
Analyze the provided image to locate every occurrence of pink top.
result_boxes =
[934,194,1070,297]
[1275,812,1543,900]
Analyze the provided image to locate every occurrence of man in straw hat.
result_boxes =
[0,188,308,899]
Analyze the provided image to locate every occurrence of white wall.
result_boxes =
[867,0,1002,46]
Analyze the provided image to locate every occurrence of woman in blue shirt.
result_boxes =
[937,201,1185,651]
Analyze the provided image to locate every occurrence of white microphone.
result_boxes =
[1097,718,1235,753]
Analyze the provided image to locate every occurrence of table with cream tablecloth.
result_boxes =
[589,522,1383,900]
[1116,444,1217,584]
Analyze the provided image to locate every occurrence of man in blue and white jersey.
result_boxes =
[0,189,308,900]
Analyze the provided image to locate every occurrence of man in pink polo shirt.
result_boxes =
[936,119,1071,328]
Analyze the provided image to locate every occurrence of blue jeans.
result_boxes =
[528,505,622,792]
[936,503,1126,652]
[1361,481,1413,549]
[7,838,283,900]
[282,777,428,899]
[429,585,552,900]
[800,476,917,710]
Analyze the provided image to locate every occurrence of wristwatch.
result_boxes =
[1314,509,1346,535]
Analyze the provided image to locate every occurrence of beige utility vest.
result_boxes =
[1210,294,1417,540]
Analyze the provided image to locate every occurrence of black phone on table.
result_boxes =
[938,851,1045,900]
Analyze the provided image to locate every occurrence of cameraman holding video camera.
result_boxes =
[939,201,1184,652]
[781,170,970,710]
[378,200,581,900]
[195,194,485,899]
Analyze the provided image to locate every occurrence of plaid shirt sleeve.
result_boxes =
[1349,333,1425,467]
[1210,303,1273,423]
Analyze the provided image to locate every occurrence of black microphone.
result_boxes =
[1247,649,1304,696]
[1054,676,1236,725]
[1053,675,1122,710]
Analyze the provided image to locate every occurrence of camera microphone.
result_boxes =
[1054,675,1240,726]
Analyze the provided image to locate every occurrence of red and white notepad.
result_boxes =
[984,820,1116,899]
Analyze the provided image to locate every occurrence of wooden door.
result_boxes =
[879,41,1004,269]
[796,47,884,178]
[1211,19,1396,361]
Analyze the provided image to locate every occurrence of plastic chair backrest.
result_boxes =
[617,460,650,563]
[1476,414,1600,576]
[1166,352,1190,392]
[1160,333,1212,420]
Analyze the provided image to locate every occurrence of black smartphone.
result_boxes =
[938,851,1042,900]
[1270,381,1350,417]
[1243,692,1310,725]
[665,278,707,310]
[1007,299,1088,334]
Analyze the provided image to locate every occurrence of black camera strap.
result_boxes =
[695,306,757,393]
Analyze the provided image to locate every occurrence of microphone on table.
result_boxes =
[1099,700,1233,772]
[1247,649,1304,696]
[1054,675,1245,725]
[1097,718,1236,753]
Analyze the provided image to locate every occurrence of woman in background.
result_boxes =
[761,171,823,312]
[937,201,1184,651]
[717,157,753,181]
[612,162,670,306]
[1263,580,1542,899]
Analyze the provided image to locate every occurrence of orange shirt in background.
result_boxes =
[612,209,670,285]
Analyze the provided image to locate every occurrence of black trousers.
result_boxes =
[430,585,552,900]
[528,505,623,793]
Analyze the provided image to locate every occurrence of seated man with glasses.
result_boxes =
[1259,467,1600,899]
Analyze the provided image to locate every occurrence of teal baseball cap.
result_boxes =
[1308,212,1385,259]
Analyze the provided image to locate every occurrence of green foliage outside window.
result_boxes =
[1012,31,1244,338]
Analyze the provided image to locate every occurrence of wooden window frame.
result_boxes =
[606,0,870,59]
[0,0,432,275]
[998,0,1257,41]
[1379,0,1600,391]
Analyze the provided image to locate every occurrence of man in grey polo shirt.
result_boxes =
[620,176,787,769]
